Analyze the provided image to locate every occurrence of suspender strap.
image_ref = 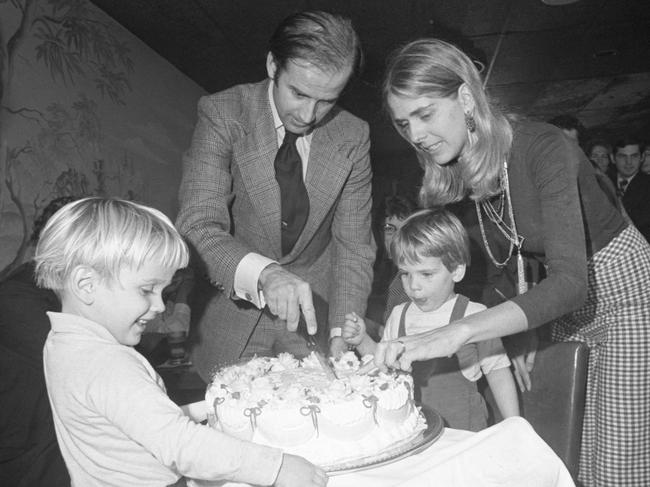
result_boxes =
[397,295,469,338]
[449,294,470,323]
[397,301,411,338]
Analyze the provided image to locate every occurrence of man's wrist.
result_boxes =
[329,331,356,352]
[329,327,342,340]
[258,262,282,290]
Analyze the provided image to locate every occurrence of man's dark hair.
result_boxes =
[613,135,644,154]
[383,194,417,221]
[584,138,613,156]
[269,10,363,78]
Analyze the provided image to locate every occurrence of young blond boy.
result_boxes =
[343,209,519,431]
[35,197,327,487]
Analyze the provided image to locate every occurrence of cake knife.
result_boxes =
[298,319,338,380]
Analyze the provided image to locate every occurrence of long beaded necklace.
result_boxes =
[475,160,528,295]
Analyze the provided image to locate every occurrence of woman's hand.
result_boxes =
[373,323,469,372]
[505,329,538,392]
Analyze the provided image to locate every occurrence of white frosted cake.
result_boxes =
[205,351,427,467]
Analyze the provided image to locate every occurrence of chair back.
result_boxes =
[521,340,589,479]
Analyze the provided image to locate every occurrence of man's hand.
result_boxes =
[259,264,317,334]
[328,336,348,358]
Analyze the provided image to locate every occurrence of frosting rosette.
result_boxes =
[206,351,426,466]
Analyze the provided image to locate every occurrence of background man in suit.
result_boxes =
[611,136,650,242]
[177,10,376,380]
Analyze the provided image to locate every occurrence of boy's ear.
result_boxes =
[70,265,98,305]
[451,264,466,283]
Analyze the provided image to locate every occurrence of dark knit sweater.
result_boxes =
[483,121,627,328]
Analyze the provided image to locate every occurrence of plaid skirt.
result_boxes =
[552,225,650,487]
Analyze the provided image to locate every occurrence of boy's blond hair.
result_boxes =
[34,197,189,290]
[390,208,470,272]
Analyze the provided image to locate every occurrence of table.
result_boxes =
[189,416,575,487]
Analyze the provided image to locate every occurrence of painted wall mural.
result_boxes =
[0,0,206,278]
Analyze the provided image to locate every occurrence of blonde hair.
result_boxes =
[382,39,513,206]
[390,208,469,272]
[34,197,189,290]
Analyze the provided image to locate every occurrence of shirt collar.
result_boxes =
[618,173,637,185]
[47,311,120,344]
[267,79,314,143]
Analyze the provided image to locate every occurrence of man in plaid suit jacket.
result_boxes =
[176,11,376,380]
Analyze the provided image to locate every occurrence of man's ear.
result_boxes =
[457,83,476,114]
[451,263,466,283]
[70,265,98,305]
[266,52,278,80]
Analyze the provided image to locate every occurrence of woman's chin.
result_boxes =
[420,150,454,167]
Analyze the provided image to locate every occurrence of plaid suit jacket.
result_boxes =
[177,80,376,378]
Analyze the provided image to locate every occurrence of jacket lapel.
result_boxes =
[234,82,283,259]
[623,174,645,210]
[236,88,352,261]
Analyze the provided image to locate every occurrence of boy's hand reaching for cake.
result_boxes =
[275,454,328,487]
[342,312,365,346]
[342,312,378,357]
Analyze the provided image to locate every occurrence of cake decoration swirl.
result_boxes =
[205,351,427,466]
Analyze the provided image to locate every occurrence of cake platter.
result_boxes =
[322,405,445,475]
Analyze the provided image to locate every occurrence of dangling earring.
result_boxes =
[464,111,476,133]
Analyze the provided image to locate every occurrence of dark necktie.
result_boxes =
[618,178,628,197]
[274,131,309,255]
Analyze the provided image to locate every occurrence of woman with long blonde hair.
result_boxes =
[375,38,650,487]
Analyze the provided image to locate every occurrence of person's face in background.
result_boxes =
[267,53,352,135]
[614,144,642,179]
[641,148,650,175]
[589,144,612,173]
[383,216,408,259]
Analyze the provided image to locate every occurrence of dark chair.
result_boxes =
[520,341,589,479]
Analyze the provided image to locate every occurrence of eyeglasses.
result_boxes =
[383,223,398,235]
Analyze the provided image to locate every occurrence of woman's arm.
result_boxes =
[374,300,528,371]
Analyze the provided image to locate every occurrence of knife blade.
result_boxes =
[297,318,338,380]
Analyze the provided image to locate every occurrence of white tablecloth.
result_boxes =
[190,416,575,487]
